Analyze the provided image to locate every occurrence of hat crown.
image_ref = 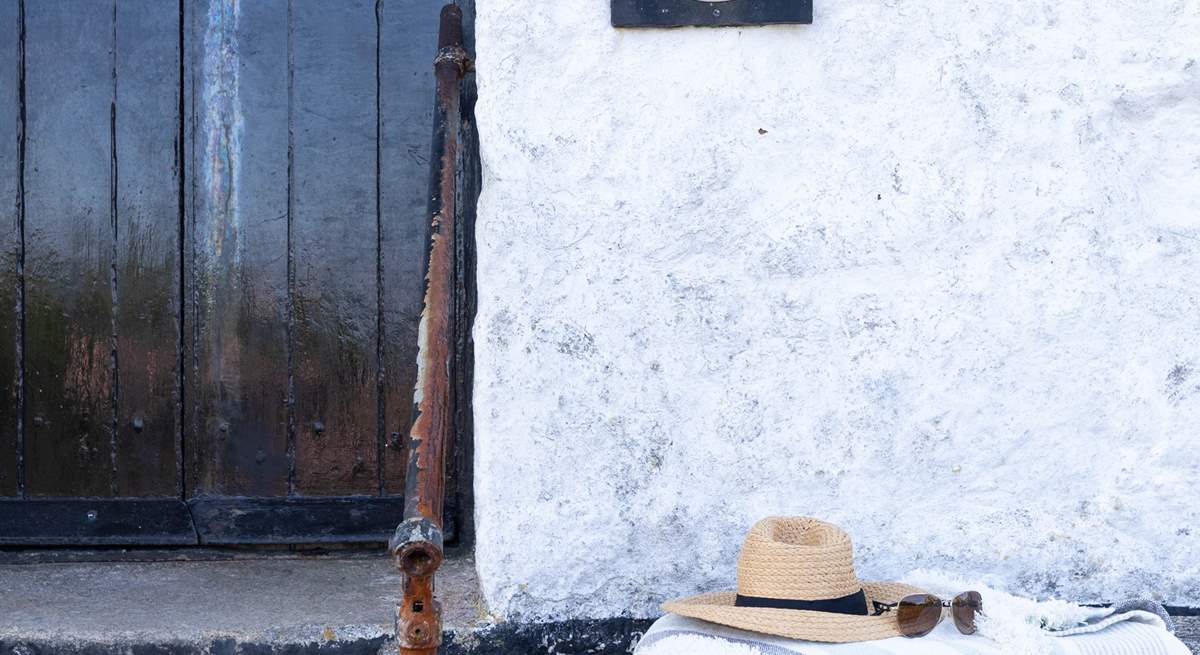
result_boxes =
[736,517,862,601]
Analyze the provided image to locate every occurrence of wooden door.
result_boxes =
[0,0,453,545]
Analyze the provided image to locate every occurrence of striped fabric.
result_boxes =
[635,614,1193,655]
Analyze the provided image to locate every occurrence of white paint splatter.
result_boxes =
[201,0,242,267]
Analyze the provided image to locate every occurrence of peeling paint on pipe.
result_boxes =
[394,5,471,655]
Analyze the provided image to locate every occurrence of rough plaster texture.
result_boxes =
[472,0,1200,622]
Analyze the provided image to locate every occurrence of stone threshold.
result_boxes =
[0,548,651,655]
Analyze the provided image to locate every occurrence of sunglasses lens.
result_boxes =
[896,594,942,638]
[952,591,983,635]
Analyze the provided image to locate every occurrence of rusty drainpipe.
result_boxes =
[390,5,471,655]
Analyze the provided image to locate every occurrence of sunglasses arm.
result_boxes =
[872,599,955,616]
[871,601,898,616]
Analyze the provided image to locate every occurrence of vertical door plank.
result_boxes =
[379,0,440,495]
[185,0,290,497]
[182,0,200,498]
[181,0,200,499]
[291,0,380,495]
[113,0,181,498]
[0,0,20,497]
[22,0,115,497]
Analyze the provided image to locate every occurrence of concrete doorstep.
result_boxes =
[0,552,1193,654]
[0,551,647,655]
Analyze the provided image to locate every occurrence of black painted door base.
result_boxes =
[0,496,429,546]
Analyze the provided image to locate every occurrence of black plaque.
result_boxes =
[612,0,813,27]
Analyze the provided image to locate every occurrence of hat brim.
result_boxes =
[662,581,927,643]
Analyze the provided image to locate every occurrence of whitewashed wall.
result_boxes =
[471,0,1200,621]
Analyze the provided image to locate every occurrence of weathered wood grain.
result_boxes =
[185,0,290,497]
[448,79,480,543]
[22,0,115,497]
[291,0,381,496]
[0,0,20,497]
[190,496,406,544]
[379,0,441,496]
[113,0,181,498]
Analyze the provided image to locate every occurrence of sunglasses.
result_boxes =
[874,591,983,638]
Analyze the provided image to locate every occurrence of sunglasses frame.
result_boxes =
[873,591,983,638]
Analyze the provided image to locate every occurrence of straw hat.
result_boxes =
[662,517,926,642]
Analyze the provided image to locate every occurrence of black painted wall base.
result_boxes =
[444,618,655,655]
[3,615,1198,654]
[0,618,656,655]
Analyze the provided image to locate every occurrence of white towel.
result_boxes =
[898,570,1181,654]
